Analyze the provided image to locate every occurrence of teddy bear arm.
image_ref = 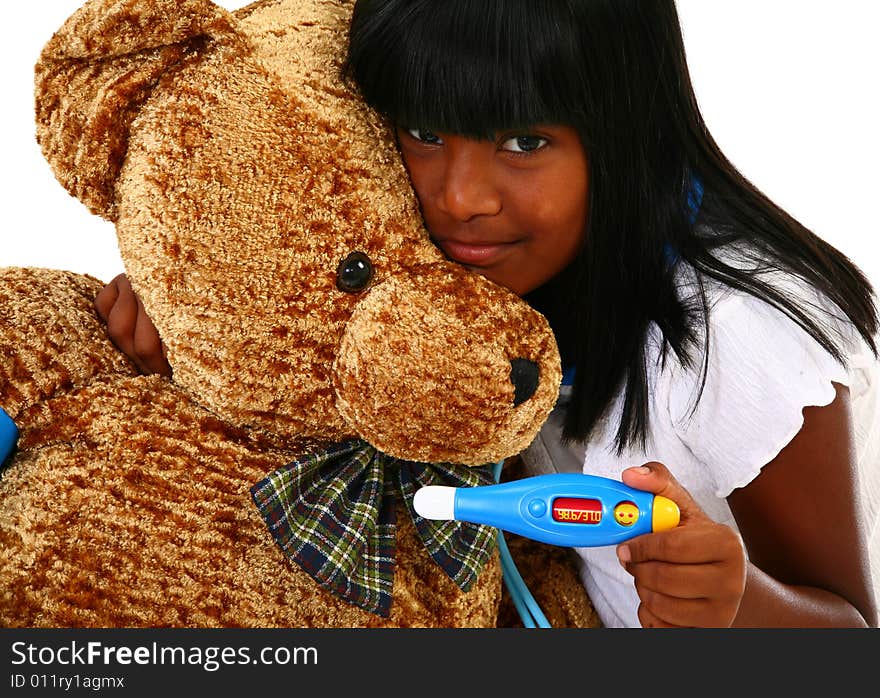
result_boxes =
[0,267,136,420]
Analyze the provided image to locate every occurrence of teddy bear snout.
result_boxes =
[332,264,561,465]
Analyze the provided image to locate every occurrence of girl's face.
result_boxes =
[396,125,589,297]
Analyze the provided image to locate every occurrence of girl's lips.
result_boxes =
[439,239,516,267]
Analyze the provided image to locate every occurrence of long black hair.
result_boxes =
[345,0,878,451]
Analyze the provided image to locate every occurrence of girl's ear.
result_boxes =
[34,0,243,221]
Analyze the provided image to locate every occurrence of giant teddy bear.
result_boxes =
[0,0,598,627]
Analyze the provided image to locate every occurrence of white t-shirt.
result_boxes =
[521,270,880,628]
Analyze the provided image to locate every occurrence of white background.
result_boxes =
[2,1,878,289]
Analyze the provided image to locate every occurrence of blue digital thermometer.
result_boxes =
[414,473,680,547]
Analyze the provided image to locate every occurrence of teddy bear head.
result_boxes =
[34,0,561,466]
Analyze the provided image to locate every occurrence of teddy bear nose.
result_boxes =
[510,358,540,407]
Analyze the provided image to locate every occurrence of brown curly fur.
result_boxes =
[0,0,598,628]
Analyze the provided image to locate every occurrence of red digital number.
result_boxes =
[552,498,602,524]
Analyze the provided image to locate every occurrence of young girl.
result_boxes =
[95,0,879,628]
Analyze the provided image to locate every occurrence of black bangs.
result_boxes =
[346,0,584,138]
[346,0,879,453]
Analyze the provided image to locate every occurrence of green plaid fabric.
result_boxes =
[250,439,496,617]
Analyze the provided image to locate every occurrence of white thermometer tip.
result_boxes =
[413,485,457,520]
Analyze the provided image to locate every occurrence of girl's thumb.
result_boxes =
[620,461,707,524]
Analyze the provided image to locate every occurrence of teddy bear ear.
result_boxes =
[34,0,241,221]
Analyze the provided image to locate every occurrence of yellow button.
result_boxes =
[651,496,680,532]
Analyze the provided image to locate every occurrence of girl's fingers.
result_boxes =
[624,556,746,604]
[635,587,734,628]
[97,273,170,376]
[133,294,171,376]
[620,461,709,524]
[105,277,139,359]
[635,603,679,629]
[94,274,123,321]
[620,523,744,566]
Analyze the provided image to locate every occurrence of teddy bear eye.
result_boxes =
[336,251,374,293]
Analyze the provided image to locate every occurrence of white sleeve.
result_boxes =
[668,291,856,498]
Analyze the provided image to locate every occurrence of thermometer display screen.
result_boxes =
[552,497,602,524]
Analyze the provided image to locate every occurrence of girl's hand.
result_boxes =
[617,462,747,627]
[94,274,171,377]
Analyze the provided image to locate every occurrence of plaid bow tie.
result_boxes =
[250,438,497,617]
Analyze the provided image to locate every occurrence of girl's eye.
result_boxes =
[407,129,443,145]
[502,135,548,153]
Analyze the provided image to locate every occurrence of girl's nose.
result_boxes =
[437,143,501,221]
